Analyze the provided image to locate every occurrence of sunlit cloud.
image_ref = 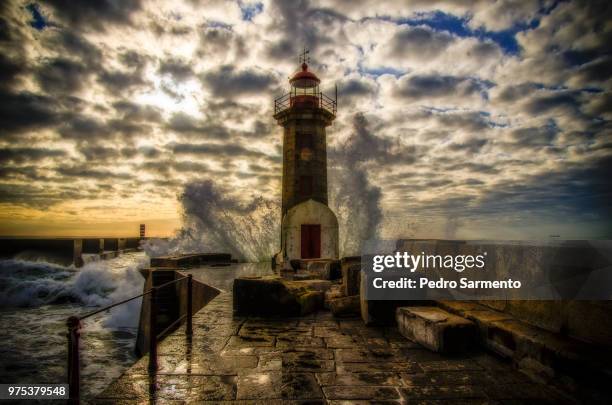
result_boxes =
[0,0,610,238]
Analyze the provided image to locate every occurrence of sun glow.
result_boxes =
[135,74,203,117]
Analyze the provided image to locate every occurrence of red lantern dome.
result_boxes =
[289,63,320,89]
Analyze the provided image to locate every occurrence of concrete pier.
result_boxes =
[97,289,572,403]
[97,246,612,403]
[97,261,588,403]
[0,238,83,266]
[0,236,143,267]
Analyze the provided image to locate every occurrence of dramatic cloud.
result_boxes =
[41,0,143,31]
[0,0,610,239]
[201,65,278,98]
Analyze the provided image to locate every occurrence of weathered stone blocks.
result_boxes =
[329,295,360,317]
[324,284,343,309]
[233,276,327,316]
[396,306,476,354]
[360,272,418,326]
[342,263,361,296]
[307,259,341,280]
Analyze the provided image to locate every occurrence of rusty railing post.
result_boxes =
[148,288,158,372]
[67,316,80,401]
[186,275,193,336]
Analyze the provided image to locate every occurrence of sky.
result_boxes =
[0,0,610,240]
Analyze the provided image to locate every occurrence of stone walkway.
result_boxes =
[97,292,573,404]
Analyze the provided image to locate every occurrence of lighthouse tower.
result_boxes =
[274,51,339,264]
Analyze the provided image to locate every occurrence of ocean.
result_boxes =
[0,252,147,400]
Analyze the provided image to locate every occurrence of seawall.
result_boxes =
[0,237,143,267]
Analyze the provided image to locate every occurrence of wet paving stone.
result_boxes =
[242,318,301,326]
[401,371,492,387]
[153,375,237,401]
[193,321,242,336]
[335,348,403,363]
[157,335,230,356]
[484,383,569,402]
[257,352,283,371]
[313,325,342,338]
[282,357,336,372]
[324,334,364,348]
[127,354,258,375]
[226,334,275,348]
[276,335,324,348]
[316,372,402,386]
[221,346,280,357]
[323,386,401,400]
[282,348,334,360]
[327,401,402,405]
[237,372,323,400]
[418,359,484,372]
[236,372,281,399]
[239,324,305,336]
[337,361,422,374]
[98,291,573,403]
[399,385,487,400]
[299,318,337,327]
[100,374,236,401]
[282,373,324,399]
[402,401,493,405]
[98,374,156,400]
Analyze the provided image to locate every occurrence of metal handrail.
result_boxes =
[274,90,337,115]
[66,273,194,402]
[79,290,154,321]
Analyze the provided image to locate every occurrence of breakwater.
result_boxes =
[0,237,144,267]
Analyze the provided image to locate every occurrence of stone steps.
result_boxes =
[396,306,477,354]
[437,300,612,402]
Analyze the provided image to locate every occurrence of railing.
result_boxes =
[66,274,194,402]
[274,90,337,116]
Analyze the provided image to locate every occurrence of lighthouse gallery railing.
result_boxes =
[274,90,337,115]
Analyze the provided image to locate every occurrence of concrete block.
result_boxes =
[342,263,361,296]
[103,238,119,251]
[324,284,344,309]
[359,273,420,326]
[307,260,341,280]
[329,295,360,317]
[82,238,104,254]
[125,237,140,249]
[437,301,484,316]
[396,306,476,354]
[233,276,324,316]
[341,255,361,269]
[325,260,341,279]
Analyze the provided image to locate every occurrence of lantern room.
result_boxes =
[274,50,337,116]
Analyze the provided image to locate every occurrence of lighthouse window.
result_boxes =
[298,175,313,196]
[297,133,314,149]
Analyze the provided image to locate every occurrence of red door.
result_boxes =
[301,224,321,259]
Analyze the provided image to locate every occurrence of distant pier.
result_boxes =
[0,236,145,267]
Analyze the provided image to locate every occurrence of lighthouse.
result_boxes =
[273,50,339,264]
